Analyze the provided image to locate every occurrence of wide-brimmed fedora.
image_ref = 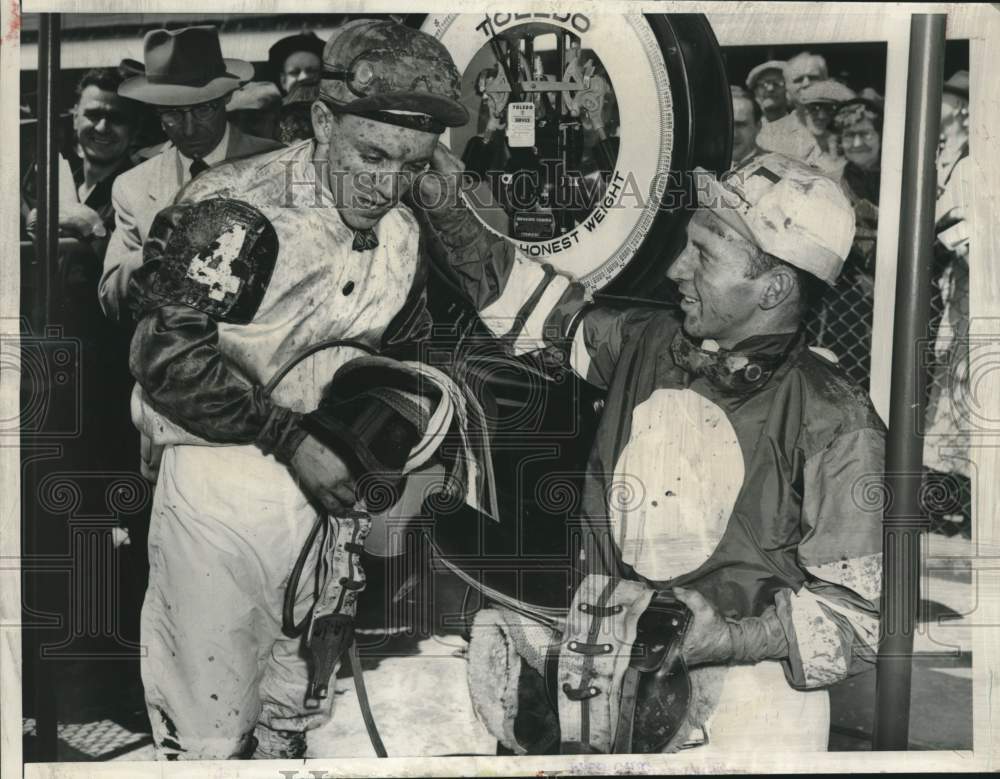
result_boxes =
[119,26,254,106]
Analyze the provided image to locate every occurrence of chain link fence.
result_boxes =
[802,233,971,537]
[804,252,876,391]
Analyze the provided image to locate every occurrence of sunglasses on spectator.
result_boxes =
[156,100,224,127]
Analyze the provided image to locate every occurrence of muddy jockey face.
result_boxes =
[310,19,469,230]
[668,154,856,347]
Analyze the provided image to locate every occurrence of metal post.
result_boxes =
[34,13,60,328]
[872,13,945,751]
[30,13,61,761]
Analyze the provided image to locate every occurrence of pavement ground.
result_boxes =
[20,531,975,761]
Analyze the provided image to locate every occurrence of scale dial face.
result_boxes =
[424,13,676,291]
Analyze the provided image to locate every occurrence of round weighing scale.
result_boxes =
[362,14,732,624]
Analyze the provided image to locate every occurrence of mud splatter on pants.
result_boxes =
[141,444,335,760]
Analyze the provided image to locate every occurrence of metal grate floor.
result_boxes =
[23,717,152,760]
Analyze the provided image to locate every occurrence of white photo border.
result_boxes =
[3,2,998,777]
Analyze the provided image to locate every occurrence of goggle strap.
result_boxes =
[321,67,354,82]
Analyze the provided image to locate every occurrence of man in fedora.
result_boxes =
[99,25,282,321]
[122,19,471,760]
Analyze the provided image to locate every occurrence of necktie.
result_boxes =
[189,157,209,179]
[352,228,379,252]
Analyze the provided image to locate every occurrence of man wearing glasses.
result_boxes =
[759,52,833,165]
[745,60,791,125]
[99,26,282,321]
[759,52,855,173]
[794,80,858,174]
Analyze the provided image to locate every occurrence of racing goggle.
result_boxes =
[319,53,452,133]
[320,50,459,102]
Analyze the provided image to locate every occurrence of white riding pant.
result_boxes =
[141,443,331,760]
[687,661,830,753]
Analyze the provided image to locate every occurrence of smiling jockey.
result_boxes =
[417,150,884,753]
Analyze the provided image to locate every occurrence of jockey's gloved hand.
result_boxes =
[672,587,734,666]
[409,144,512,293]
[411,142,466,208]
[673,587,789,666]
[299,357,439,513]
[290,435,357,514]
[408,144,484,246]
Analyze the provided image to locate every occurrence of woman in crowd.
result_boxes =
[834,97,883,266]
[803,96,884,390]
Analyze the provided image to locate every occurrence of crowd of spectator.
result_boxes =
[729,51,972,536]
[18,27,333,566]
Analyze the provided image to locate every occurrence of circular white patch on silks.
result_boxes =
[609,388,745,581]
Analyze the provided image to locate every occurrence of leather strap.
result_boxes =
[612,666,642,753]
[348,641,387,758]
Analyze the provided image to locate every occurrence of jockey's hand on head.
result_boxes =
[411,143,465,211]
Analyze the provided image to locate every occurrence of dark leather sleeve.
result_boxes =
[411,188,515,312]
[129,303,307,465]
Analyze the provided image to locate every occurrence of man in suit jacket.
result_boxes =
[100,26,282,321]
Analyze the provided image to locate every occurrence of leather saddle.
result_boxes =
[542,576,694,755]
[449,558,695,755]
